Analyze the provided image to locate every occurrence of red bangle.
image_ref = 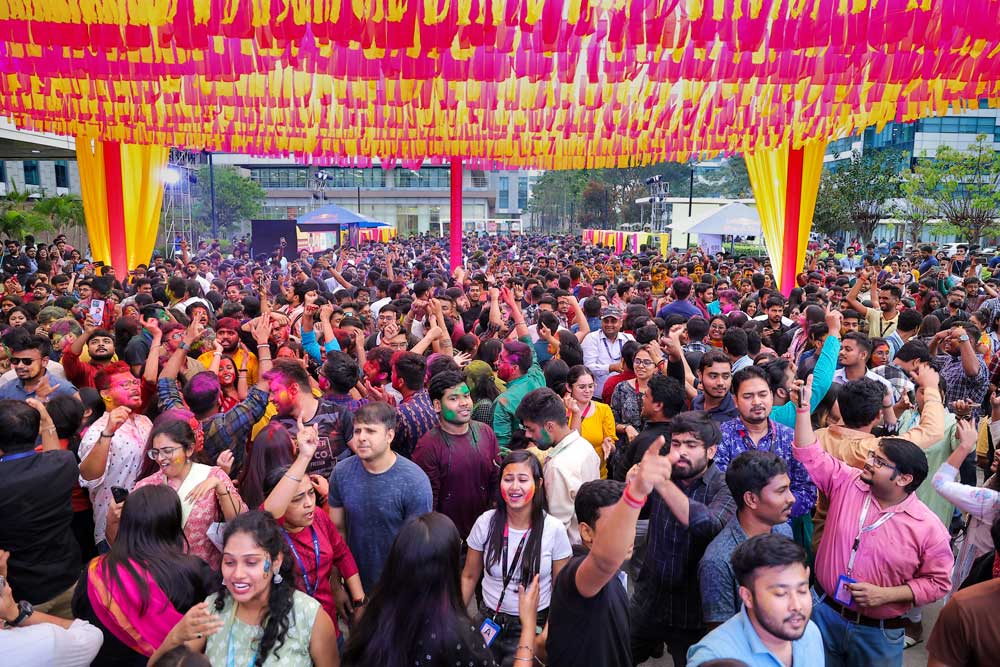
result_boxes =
[622,483,647,509]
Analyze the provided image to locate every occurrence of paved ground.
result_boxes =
[639,600,941,666]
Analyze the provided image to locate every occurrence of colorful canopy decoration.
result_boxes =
[2,1,1000,170]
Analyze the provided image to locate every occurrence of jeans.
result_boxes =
[811,590,904,667]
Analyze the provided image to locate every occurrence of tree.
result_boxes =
[33,194,86,235]
[577,180,612,229]
[193,166,265,237]
[811,150,902,244]
[912,135,1000,244]
[898,170,937,247]
[0,185,52,239]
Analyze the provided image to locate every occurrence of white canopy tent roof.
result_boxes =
[670,202,762,237]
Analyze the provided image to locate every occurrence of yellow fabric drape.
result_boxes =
[75,137,112,267]
[797,140,828,270]
[121,144,169,269]
[744,139,828,289]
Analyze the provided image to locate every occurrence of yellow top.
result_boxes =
[575,401,617,479]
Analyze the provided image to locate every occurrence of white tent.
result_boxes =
[670,202,762,237]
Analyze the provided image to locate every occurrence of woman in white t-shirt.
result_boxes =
[460,450,572,667]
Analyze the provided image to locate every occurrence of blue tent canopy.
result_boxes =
[296,204,389,230]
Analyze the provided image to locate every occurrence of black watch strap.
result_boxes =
[7,600,33,627]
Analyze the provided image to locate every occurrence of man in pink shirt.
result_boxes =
[791,377,953,667]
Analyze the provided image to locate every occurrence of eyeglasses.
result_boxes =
[114,379,142,389]
[147,446,184,461]
[10,357,38,366]
[633,359,656,368]
[866,451,898,472]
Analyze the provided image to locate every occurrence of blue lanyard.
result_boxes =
[601,336,622,361]
[281,526,321,596]
[0,451,37,464]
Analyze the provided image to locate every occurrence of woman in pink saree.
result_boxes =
[128,411,246,569]
[71,485,216,666]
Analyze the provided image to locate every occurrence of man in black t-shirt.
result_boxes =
[543,440,672,667]
[0,400,80,617]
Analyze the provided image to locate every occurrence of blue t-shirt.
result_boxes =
[328,454,432,590]
[657,299,702,320]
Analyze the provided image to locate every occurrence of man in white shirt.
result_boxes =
[832,331,896,401]
[516,387,600,544]
[581,306,636,396]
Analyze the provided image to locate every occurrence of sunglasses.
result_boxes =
[10,357,38,366]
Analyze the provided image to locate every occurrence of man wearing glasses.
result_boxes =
[792,378,952,667]
[0,334,77,401]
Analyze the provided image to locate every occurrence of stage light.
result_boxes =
[162,167,182,185]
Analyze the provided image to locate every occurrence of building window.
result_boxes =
[470,170,488,188]
[23,160,40,186]
[498,177,509,209]
[0,161,6,184]
[249,167,309,188]
[394,167,449,188]
[398,205,419,236]
[518,177,529,210]
[54,160,69,188]
[429,206,442,236]
[317,167,387,188]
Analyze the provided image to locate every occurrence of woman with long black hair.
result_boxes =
[71,485,216,667]
[460,450,571,666]
[343,512,540,667]
[149,510,338,667]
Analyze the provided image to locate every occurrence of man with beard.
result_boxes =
[846,268,901,338]
[266,359,353,478]
[516,388,600,544]
[62,319,117,389]
[581,306,636,396]
[630,410,735,667]
[412,370,500,539]
[198,317,258,384]
[792,378,953,667]
[715,366,817,523]
[698,451,795,628]
[0,333,78,400]
[492,290,547,452]
[688,534,823,666]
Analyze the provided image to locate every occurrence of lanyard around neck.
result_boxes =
[846,494,897,575]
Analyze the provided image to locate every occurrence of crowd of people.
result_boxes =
[1,231,1000,667]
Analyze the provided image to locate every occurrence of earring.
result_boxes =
[273,572,283,585]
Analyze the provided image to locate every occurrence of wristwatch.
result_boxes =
[959,334,970,342]
[3,600,33,628]
[352,595,369,608]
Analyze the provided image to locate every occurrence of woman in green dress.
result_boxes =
[149,510,339,666]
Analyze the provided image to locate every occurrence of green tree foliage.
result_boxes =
[910,135,1000,244]
[898,170,938,248]
[0,185,54,239]
[194,166,265,236]
[33,194,86,234]
[527,157,749,230]
[811,150,902,244]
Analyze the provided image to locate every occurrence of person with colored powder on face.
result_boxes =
[516,388,600,544]
[492,288,546,453]
[413,370,502,539]
[460,450,572,667]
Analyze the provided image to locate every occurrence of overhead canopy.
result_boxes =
[671,202,761,237]
[296,204,389,231]
[1,1,999,168]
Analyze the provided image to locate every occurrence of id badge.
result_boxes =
[833,574,856,606]
[479,617,502,647]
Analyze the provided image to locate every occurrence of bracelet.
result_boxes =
[179,342,190,351]
[622,483,647,509]
[514,321,525,326]
[795,407,810,414]
[256,343,270,348]
[513,657,533,663]
[100,432,113,439]
[517,644,533,651]
[284,472,303,483]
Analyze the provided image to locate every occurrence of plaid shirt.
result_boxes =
[870,363,914,404]
[392,390,438,459]
[632,463,735,629]
[716,418,818,518]
[157,378,270,472]
[935,353,989,418]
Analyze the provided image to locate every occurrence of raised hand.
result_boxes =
[295,415,319,462]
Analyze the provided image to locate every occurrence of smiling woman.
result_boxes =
[130,411,247,570]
